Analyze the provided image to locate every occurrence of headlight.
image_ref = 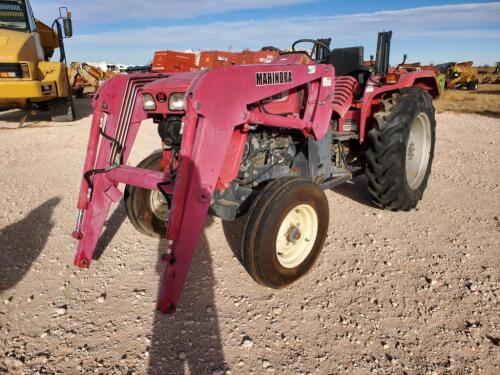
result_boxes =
[143,93,156,111]
[169,93,185,111]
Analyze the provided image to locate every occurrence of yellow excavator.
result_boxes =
[0,0,74,122]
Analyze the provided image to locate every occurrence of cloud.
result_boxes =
[31,0,316,23]
[45,2,500,64]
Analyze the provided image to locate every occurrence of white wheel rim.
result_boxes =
[149,190,169,221]
[275,204,318,269]
[406,112,432,190]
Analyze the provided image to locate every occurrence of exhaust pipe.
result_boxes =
[375,31,392,76]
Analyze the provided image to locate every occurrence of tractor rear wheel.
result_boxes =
[365,87,436,211]
[124,151,169,238]
[241,177,329,288]
[49,94,76,122]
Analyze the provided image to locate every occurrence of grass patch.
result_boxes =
[434,84,500,117]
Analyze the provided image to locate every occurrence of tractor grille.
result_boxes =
[109,76,164,164]
[0,63,22,78]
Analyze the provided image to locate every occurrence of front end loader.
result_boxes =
[72,32,439,313]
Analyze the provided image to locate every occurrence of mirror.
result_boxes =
[58,7,72,38]
[63,17,72,38]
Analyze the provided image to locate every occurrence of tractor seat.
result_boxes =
[327,46,370,81]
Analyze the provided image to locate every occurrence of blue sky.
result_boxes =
[31,0,500,66]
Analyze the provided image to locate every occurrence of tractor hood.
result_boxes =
[0,29,41,62]
[142,71,202,114]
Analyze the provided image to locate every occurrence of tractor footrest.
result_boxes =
[321,173,352,190]
[332,131,359,141]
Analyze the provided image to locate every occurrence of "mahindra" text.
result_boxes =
[256,71,293,86]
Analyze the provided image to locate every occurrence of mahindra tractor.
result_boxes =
[72,32,439,314]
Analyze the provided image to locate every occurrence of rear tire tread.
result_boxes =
[365,87,436,211]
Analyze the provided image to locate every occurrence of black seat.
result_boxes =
[327,46,366,76]
[327,46,371,90]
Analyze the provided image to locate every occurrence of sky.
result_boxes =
[30,0,500,66]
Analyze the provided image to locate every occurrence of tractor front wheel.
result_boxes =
[241,177,329,288]
[365,87,436,211]
[124,151,169,238]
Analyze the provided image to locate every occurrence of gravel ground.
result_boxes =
[0,101,499,375]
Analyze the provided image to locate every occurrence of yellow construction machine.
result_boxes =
[0,0,75,121]
[445,61,479,91]
[69,62,119,98]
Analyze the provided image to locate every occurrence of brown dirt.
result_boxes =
[0,100,499,375]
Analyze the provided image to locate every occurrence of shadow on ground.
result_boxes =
[0,197,61,292]
[467,111,500,119]
[222,215,246,267]
[148,218,225,375]
[74,98,94,120]
[472,90,500,96]
[93,202,128,261]
[332,175,376,208]
[94,204,225,374]
[0,98,93,127]
[436,110,500,119]
[220,176,377,268]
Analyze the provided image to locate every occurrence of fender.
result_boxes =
[358,71,440,143]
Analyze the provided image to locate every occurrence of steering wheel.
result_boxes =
[292,39,332,62]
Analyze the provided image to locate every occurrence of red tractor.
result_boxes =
[72,32,439,313]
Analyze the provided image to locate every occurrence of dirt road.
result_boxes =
[0,101,499,374]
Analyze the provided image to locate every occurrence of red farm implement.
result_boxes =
[239,50,280,65]
[152,50,197,73]
[73,32,439,313]
[198,51,240,69]
[152,49,281,73]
